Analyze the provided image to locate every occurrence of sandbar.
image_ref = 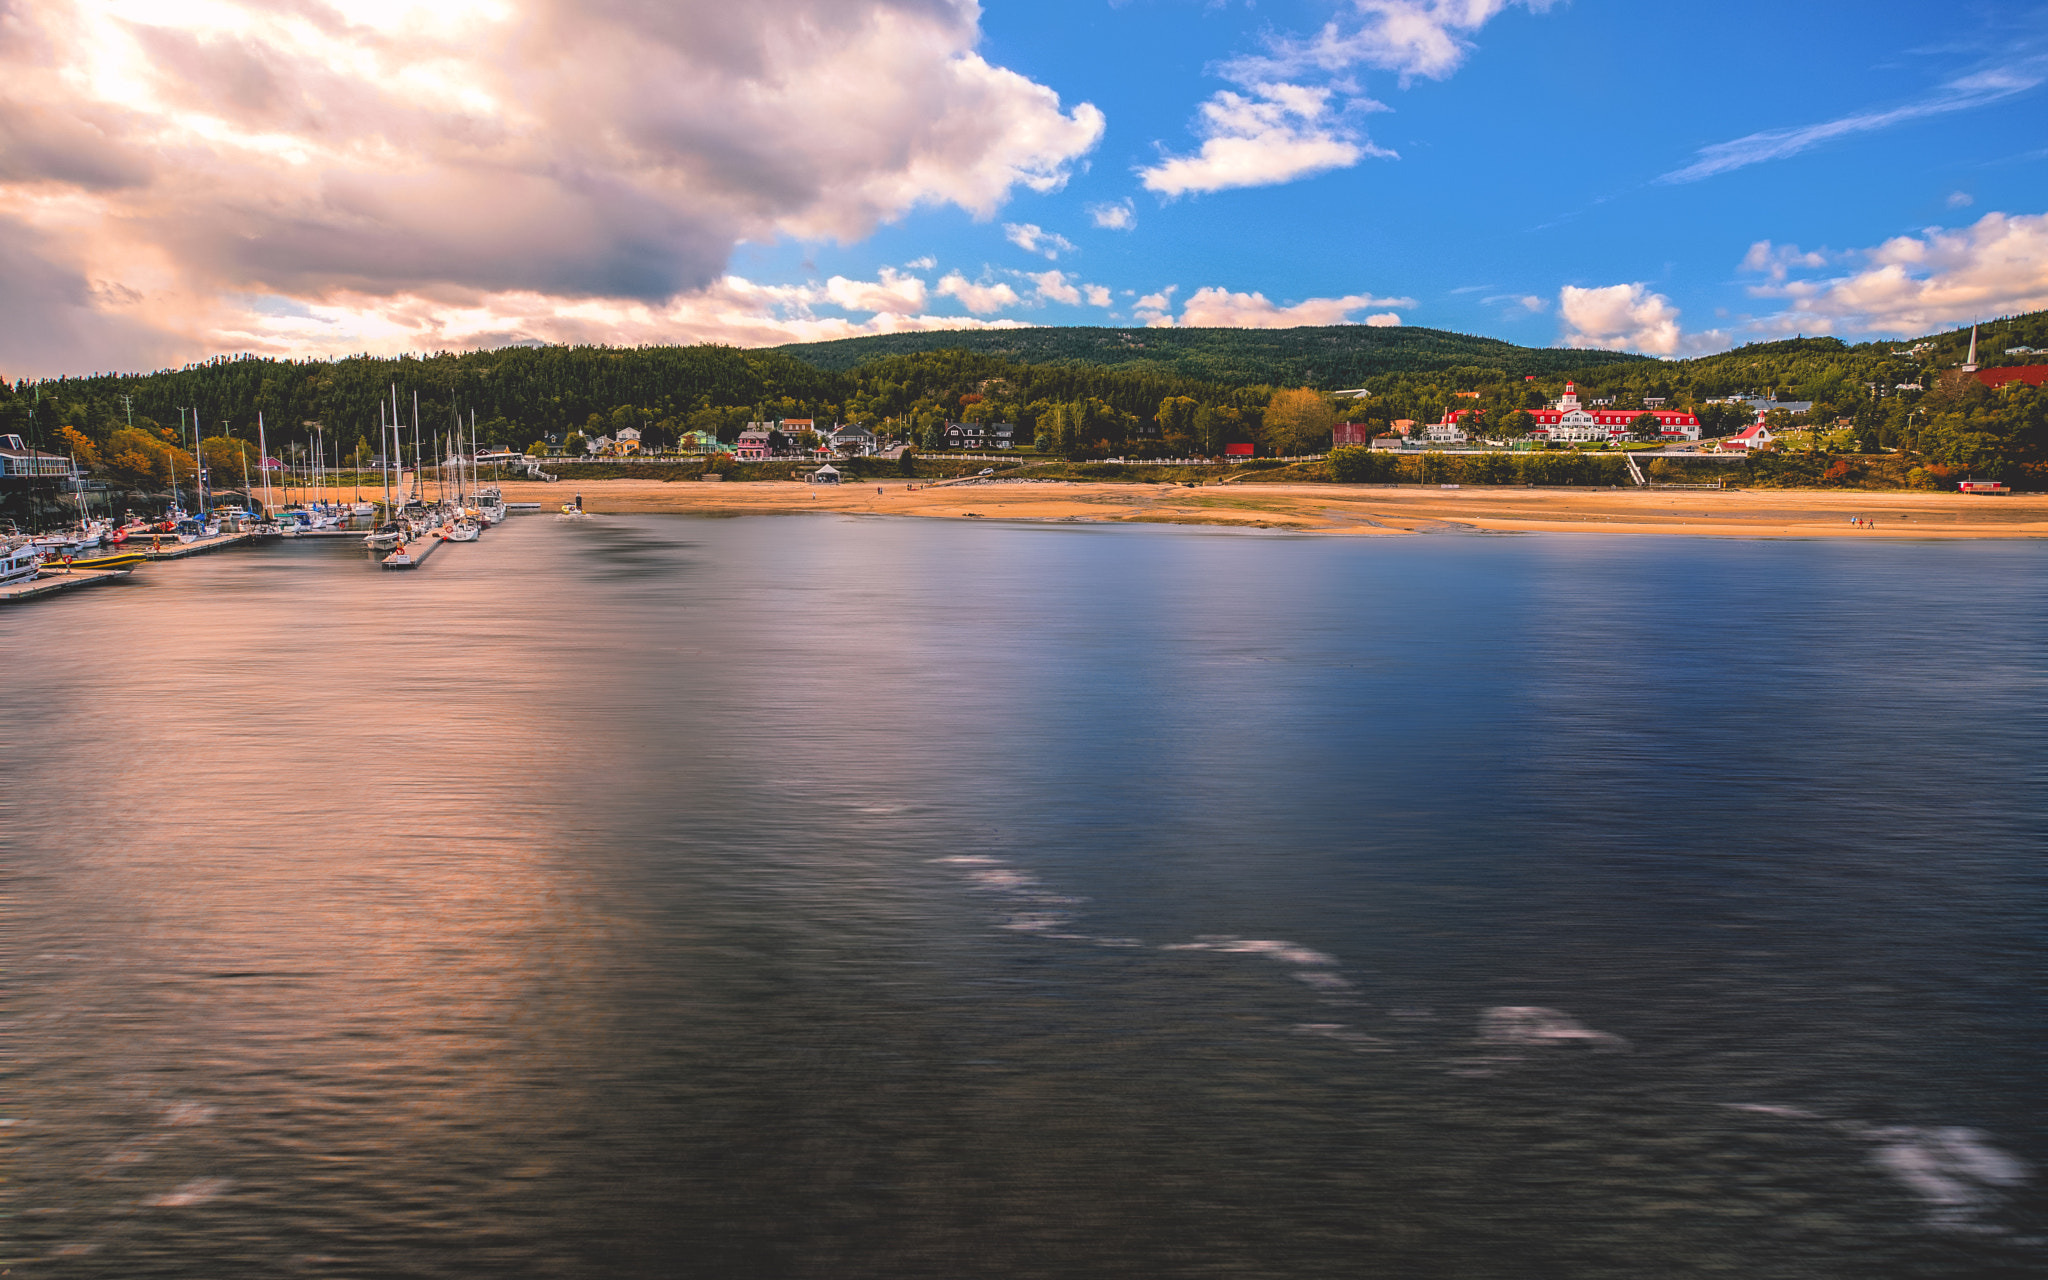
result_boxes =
[495,479,2048,539]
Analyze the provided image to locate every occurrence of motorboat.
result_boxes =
[1,539,44,586]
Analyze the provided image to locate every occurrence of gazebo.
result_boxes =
[807,464,841,485]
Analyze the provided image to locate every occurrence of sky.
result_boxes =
[1,0,2045,378]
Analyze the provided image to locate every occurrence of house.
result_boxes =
[1957,479,2010,494]
[1722,421,1777,450]
[778,418,816,439]
[734,429,774,460]
[613,427,641,455]
[941,421,1015,449]
[0,434,77,477]
[1420,419,1468,445]
[1333,422,1376,446]
[679,429,722,454]
[830,425,878,456]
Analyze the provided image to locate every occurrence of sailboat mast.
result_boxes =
[258,412,271,514]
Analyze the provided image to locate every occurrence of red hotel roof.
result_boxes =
[1973,365,2048,389]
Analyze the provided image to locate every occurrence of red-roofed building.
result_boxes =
[1447,383,1701,442]
[1334,422,1376,446]
[1973,365,2048,390]
[1722,422,1777,451]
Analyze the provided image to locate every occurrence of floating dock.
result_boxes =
[0,566,135,604]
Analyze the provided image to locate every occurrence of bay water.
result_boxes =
[5,514,2041,1278]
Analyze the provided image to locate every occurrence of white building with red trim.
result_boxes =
[1446,383,1701,442]
[1526,383,1700,441]
[1720,422,1777,450]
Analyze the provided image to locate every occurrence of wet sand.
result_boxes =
[501,479,2048,538]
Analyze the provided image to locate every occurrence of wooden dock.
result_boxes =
[0,566,135,604]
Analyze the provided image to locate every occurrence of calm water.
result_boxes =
[4,515,2042,1278]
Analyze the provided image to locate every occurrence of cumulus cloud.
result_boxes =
[186,274,1033,361]
[1739,240,1831,283]
[1136,285,1413,328]
[1141,0,1548,196]
[1023,269,1081,306]
[1743,210,2048,336]
[0,0,1104,374]
[1003,222,1078,260]
[824,267,928,313]
[937,272,1022,314]
[1133,286,1178,325]
[1948,191,1975,208]
[1083,283,1113,307]
[1140,82,1383,197]
[1659,59,2047,184]
[1088,198,1136,230]
[1558,283,1724,356]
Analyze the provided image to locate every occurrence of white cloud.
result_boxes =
[1142,2,1547,197]
[1083,283,1112,308]
[1023,269,1081,306]
[1140,82,1384,197]
[1558,283,1724,357]
[1739,240,1830,283]
[1003,222,1078,260]
[189,274,1033,361]
[1228,0,1553,84]
[1659,59,2046,184]
[0,0,1105,373]
[937,271,1022,314]
[1948,191,1975,208]
[1134,285,1178,325]
[1744,210,2048,336]
[824,267,926,313]
[903,255,938,270]
[1142,285,1415,328]
[1088,198,1136,230]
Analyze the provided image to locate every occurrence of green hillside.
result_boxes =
[769,324,1649,383]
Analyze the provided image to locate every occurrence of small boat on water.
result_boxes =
[364,522,404,550]
[2,539,43,587]
[442,518,481,542]
[58,550,149,572]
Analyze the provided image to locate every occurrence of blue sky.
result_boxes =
[739,0,2048,352]
[1,0,2043,374]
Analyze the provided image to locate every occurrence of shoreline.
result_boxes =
[493,479,2048,540]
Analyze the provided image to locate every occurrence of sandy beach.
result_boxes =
[493,478,2048,538]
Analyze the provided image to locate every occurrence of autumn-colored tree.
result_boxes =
[56,425,100,468]
[1264,388,1336,455]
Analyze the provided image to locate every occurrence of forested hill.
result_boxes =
[769,324,1649,383]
